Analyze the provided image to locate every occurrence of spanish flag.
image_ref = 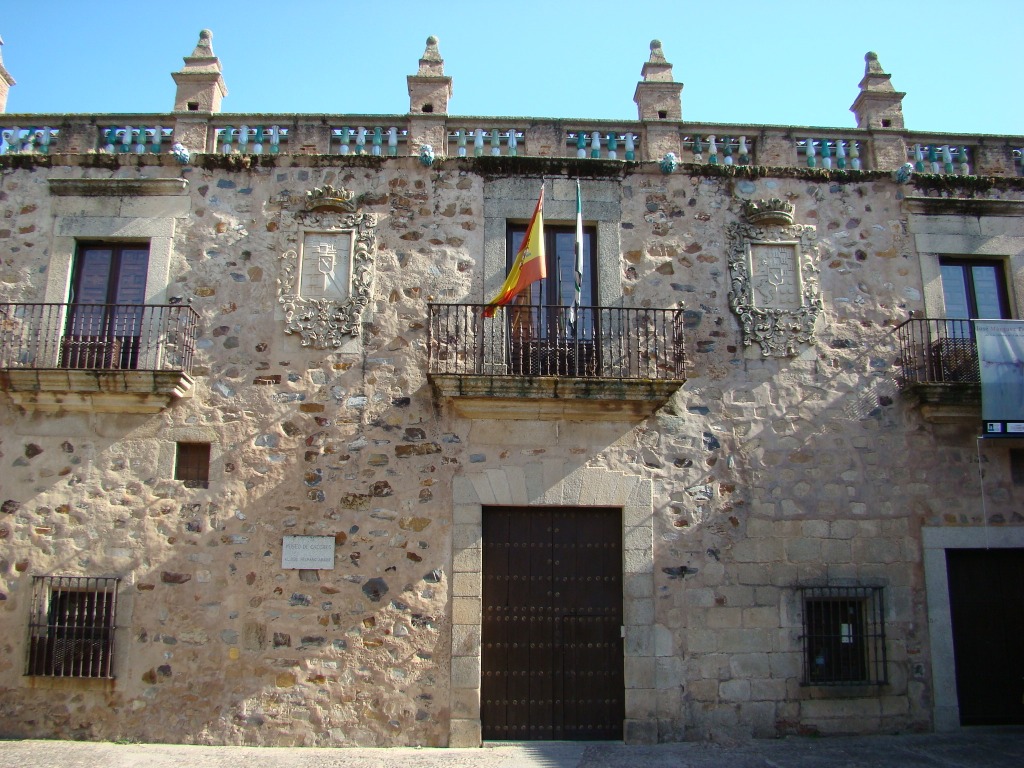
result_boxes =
[482,186,545,317]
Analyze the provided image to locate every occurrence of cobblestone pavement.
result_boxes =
[0,730,1022,768]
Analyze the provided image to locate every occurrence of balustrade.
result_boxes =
[566,130,639,161]
[797,138,862,170]
[682,134,753,165]
[894,317,979,386]
[0,126,59,154]
[333,126,406,156]
[427,303,685,381]
[447,127,525,157]
[910,143,971,175]
[101,125,174,154]
[2,112,1021,176]
[214,124,288,154]
[0,302,198,374]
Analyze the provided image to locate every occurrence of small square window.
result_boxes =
[800,586,887,685]
[175,442,211,488]
[27,576,119,678]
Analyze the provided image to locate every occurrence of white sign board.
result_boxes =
[976,320,1024,437]
[281,535,336,570]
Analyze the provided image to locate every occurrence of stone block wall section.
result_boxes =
[0,149,1021,746]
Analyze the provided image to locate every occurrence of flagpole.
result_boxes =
[571,179,584,337]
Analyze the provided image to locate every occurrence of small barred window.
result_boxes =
[800,586,887,685]
[27,576,119,679]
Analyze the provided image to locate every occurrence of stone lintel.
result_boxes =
[903,196,1024,218]
[48,178,189,197]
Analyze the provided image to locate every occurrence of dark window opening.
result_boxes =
[933,258,1011,380]
[175,442,211,488]
[421,103,434,113]
[881,119,892,128]
[658,110,667,119]
[62,242,150,370]
[1011,449,1024,486]
[505,223,598,375]
[187,101,199,112]
[26,576,119,678]
[800,586,887,685]
[940,258,1011,321]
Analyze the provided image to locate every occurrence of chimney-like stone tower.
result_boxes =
[633,39,683,121]
[406,36,451,155]
[633,40,683,161]
[850,51,905,130]
[407,35,452,115]
[0,36,16,113]
[171,29,228,113]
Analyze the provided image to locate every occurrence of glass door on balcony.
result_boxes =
[506,225,596,375]
[933,258,1010,382]
[940,259,1010,323]
[64,243,149,369]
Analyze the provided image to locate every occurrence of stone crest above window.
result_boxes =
[727,198,822,357]
[277,185,377,349]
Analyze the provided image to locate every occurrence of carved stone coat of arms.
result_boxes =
[277,185,378,349]
[726,199,822,357]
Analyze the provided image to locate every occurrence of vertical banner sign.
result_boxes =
[975,320,1024,436]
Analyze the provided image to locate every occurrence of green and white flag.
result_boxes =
[570,180,584,328]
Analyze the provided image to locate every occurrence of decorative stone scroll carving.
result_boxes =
[277,185,377,348]
[726,199,822,357]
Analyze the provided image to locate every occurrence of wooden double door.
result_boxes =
[946,548,1024,725]
[481,506,624,741]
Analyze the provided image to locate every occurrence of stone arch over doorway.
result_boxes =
[448,464,656,746]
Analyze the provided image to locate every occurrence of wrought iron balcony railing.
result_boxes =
[427,303,685,381]
[895,317,980,386]
[0,303,199,374]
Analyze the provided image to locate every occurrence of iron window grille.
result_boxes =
[26,576,120,679]
[800,586,887,686]
[175,442,211,488]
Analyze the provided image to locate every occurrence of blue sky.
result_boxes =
[2,0,1020,136]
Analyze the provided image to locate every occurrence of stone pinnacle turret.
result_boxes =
[407,35,452,115]
[171,29,228,113]
[850,51,905,130]
[633,39,683,121]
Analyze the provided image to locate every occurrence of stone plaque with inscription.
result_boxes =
[281,535,336,570]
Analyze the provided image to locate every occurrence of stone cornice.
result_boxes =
[48,177,188,197]
[903,196,1024,217]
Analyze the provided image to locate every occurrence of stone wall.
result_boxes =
[0,154,1022,745]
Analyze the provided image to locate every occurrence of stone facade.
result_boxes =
[0,33,1023,747]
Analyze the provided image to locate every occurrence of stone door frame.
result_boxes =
[923,525,1024,730]
[449,465,656,746]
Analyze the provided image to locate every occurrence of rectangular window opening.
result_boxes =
[26,576,119,679]
[62,241,150,370]
[175,442,211,488]
[504,223,598,376]
[800,586,887,686]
